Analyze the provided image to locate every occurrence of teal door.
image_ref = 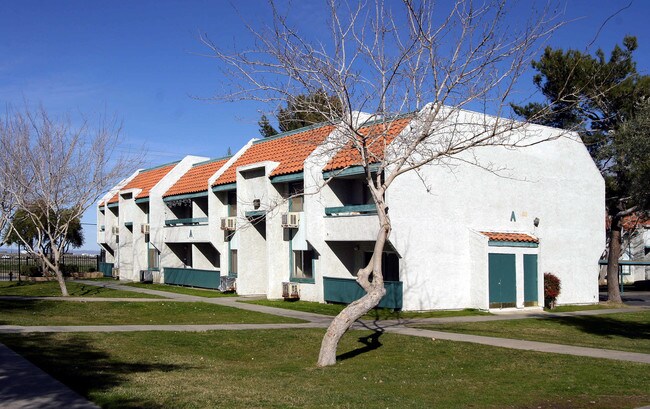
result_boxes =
[489,253,516,308]
[523,254,538,306]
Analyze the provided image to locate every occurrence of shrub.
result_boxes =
[27,266,43,277]
[88,267,97,273]
[544,272,561,309]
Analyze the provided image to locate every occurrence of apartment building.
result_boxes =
[98,107,605,310]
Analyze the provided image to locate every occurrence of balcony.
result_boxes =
[164,217,208,226]
[322,204,378,241]
[164,218,209,243]
[324,204,377,216]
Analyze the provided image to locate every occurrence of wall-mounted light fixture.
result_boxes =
[533,217,540,227]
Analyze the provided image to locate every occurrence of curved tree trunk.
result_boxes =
[317,281,386,366]
[606,216,622,304]
[317,190,390,367]
[40,249,69,297]
[54,268,69,297]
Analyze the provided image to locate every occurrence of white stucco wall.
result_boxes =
[387,114,604,309]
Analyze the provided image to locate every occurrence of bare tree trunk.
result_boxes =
[317,282,386,367]
[317,194,390,367]
[54,266,69,297]
[606,216,622,304]
[41,247,69,297]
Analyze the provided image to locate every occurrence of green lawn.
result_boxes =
[0,330,647,408]
[415,310,650,354]
[124,282,236,298]
[0,281,161,298]
[0,300,304,326]
[242,299,490,319]
[550,304,626,312]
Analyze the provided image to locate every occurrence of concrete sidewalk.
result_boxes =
[0,343,99,409]
[383,326,650,364]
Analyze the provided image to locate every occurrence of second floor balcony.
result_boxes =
[164,217,209,243]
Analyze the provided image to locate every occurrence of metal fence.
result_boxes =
[0,254,100,281]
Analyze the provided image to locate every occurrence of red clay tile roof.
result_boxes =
[107,163,177,204]
[164,158,230,197]
[323,116,413,172]
[213,125,335,186]
[621,214,650,231]
[481,232,539,243]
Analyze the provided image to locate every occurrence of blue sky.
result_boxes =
[1,0,648,252]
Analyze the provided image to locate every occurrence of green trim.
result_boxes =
[107,202,119,209]
[288,229,294,281]
[193,155,231,167]
[163,267,220,289]
[146,212,151,271]
[524,254,538,303]
[290,277,315,284]
[245,210,266,218]
[142,160,181,172]
[323,277,402,309]
[164,217,208,226]
[212,183,236,192]
[270,172,304,183]
[598,259,650,266]
[135,197,150,204]
[324,203,377,216]
[98,262,114,278]
[488,241,539,248]
[163,191,208,202]
[322,163,380,179]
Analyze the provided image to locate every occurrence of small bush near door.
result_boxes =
[544,272,561,309]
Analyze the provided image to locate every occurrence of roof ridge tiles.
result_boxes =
[252,121,334,144]
[193,156,232,167]
[141,160,181,172]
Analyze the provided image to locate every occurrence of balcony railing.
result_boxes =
[324,204,377,216]
[323,277,402,309]
[163,267,220,289]
[164,217,208,227]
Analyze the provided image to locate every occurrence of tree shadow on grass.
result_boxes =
[337,328,385,362]
[550,315,649,340]
[0,300,52,324]
[0,333,193,408]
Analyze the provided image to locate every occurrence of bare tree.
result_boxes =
[202,0,564,366]
[0,107,138,296]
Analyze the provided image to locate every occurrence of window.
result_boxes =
[293,250,314,280]
[229,249,238,277]
[148,248,159,271]
[288,182,304,212]
[227,191,237,217]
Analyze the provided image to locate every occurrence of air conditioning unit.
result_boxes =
[218,276,237,292]
[111,226,120,234]
[140,223,150,234]
[282,282,300,300]
[220,216,237,231]
[111,267,120,278]
[281,212,300,228]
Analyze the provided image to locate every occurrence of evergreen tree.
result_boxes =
[258,90,343,137]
